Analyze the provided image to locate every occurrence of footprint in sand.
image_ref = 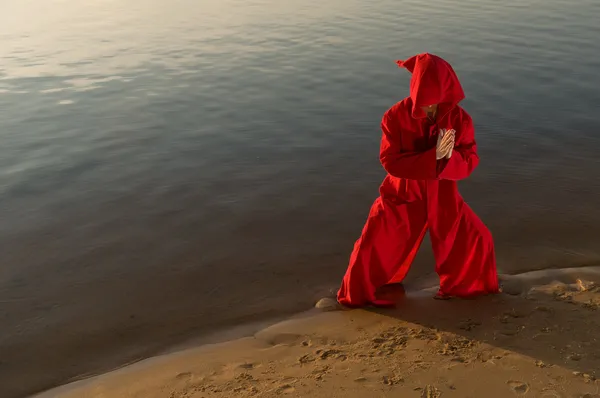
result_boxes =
[298,354,315,364]
[277,384,296,394]
[382,375,404,385]
[267,333,303,346]
[316,348,345,360]
[507,380,530,395]
[421,385,442,398]
[174,372,193,381]
[236,372,254,381]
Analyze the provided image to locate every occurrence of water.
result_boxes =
[1,0,600,396]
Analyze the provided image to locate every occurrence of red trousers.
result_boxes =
[337,181,499,307]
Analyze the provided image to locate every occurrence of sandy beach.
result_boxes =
[35,266,600,398]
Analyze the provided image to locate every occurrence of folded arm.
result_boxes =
[379,113,438,180]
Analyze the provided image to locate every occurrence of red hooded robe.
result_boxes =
[337,53,499,307]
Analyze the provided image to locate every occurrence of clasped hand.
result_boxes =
[436,129,455,160]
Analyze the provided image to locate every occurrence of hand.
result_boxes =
[436,129,455,160]
[445,129,455,159]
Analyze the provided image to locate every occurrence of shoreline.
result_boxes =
[35,265,600,398]
[32,309,322,398]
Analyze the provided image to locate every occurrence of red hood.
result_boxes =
[396,53,465,119]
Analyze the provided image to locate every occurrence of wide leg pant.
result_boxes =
[337,183,499,307]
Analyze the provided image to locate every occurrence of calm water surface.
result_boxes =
[1,0,600,396]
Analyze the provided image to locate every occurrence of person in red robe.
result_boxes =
[337,53,500,307]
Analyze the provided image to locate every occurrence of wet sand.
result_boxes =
[36,266,600,398]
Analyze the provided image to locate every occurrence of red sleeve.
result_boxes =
[379,112,438,180]
[437,114,480,180]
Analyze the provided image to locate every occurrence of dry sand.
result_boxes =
[36,266,600,398]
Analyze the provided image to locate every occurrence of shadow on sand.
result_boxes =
[367,266,600,381]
